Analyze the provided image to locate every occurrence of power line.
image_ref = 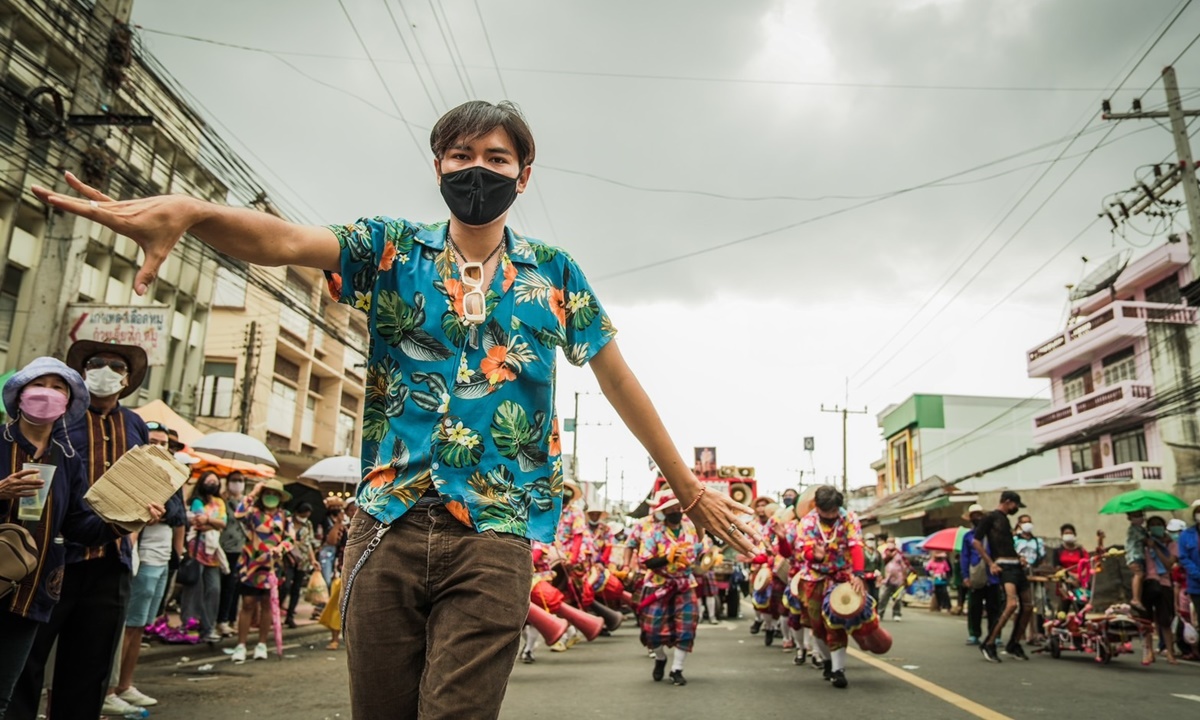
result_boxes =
[381,0,441,116]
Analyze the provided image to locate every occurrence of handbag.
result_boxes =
[176,535,202,587]
[969,558,988,588]
[0,522,38,599]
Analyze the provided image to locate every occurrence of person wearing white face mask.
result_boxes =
[10,341,156,720]
[1012,515,1046,647]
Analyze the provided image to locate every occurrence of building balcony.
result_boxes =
[1027,301,1199,378]
[1040,461,1164,487]
[1031,380,1154,445]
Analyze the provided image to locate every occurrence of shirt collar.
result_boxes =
[413,222,540,268]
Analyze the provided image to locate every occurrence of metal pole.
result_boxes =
[1163,67,1200,277]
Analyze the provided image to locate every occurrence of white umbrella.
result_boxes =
[191,432,279,468]
[299,455,362,486]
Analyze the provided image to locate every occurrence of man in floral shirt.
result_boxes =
[36,100,755,720]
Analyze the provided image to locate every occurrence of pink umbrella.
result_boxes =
[267,559,284,659]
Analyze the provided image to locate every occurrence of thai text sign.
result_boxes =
[65,304,171,366]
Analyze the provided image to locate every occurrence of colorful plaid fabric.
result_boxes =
[804,577,847,651]
[639,585,698,652]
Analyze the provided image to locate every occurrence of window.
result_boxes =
[0,265,23,345]
[1102,347,1136,385]
[301,396,316,445]
[267,380,297,437]
[336,411,358,455]
[889,435,910,492]
[1069,441,1100,474]
[198,361,236,417]
[1145,273,1182,305]
[1061,366,1093,402]
[1112,428,1148,465]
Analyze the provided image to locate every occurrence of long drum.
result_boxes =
[789,572,804,599]
[827,582,865,620]
[752,565,772,593]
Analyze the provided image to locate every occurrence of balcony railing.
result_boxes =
[1027,301,1199,377]
[1031,381,1153,445]
[1041,461,1164,487]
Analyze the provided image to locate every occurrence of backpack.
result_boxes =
[0,522,38,599]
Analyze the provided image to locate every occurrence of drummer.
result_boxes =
[748,496,784,644]
[796,485,866,689]
[638,492,702,686]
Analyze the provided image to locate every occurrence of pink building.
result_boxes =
[1026,239,1200,486]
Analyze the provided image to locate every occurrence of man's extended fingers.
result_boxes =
[31,187,111,224]
[134,253,165,296]
[64,171,116,203]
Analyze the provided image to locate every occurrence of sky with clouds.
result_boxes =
[127,0,1200,502]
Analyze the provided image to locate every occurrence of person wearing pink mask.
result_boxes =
[0,357,163,718]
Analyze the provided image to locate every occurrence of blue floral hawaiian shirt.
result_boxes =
[325,217,616,543]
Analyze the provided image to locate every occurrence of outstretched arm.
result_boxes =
[589,341,757,553]
[33,172,339,294]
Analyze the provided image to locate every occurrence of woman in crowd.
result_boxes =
[925,552,952,612]
[1142,515,1178,665]
[230,479,295,663]
[181,470,227,642]
[216,471,248,636]
[0,358,161,717]
[282,502,319,629]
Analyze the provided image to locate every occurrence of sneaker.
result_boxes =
[782,638,796,651]
[822,659,833,681]
[285,617,298,629]
[810,654,823,670]
[549,640,568,653]
[102,694,140,716]
[231,644,247,663]
[764,629,775,647]
[253,642,269,660]
[830,669,848,688]
[520,651,535,664]
[217,622,234,637]
[965,636,980,646]
[1006,643,1029,661]
[709,618,721,626]
[749,620,763,635]
[892,616,901,622]
[652,658,667,681]
[980,644,1000,663]
[670,669,688,686]
[205,631,222,643]
[118,687,158,707]
[793,649,808,666]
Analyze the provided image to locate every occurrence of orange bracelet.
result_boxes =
[681,487,706,513]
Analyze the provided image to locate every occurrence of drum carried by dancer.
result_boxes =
[796,485,892,689]
[638,491,703,686]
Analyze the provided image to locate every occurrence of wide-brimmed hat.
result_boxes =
[962,503,985,521]
[66,340,148,399]
[563,480,582,502]
[654,491,681,514]
[256,478,292,503]
[586,508,609,521]
[3,357,89,424]
[753,496,772,508]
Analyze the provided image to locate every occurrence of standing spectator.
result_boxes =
[925,552,952,612]
[1126,511,1149,611]
[961,504,1000,648]
[1181,502,1200,649]
[181,470,227,642]
[105,423,187,714]
[230,480,295,663]
[216,472,248,636]
[862,533,882,603]
[0,358,154,717]
[1013,515,1045,645]
[11,341,152,720]
[318,498,346,589]
[879,542,909,621]
[950,551,965,615]
[1143,516,1178,665]
[282,502,319,628]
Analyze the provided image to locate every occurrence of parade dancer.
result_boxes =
[639,492,702,686]
[748,497,783,644]
[695,534,721,625]
[797,485,867,689]
[778,503,820,667]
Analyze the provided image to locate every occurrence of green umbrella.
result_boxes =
[1099,489,1189,515]
[0,368,14,420]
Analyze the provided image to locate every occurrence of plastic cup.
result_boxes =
[17,463,56,521]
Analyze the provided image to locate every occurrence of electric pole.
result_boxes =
[820,404,868,497]
[1102,66,1200,276]
[239,321,258,434]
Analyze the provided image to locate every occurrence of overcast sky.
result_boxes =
[128,0,1200,502]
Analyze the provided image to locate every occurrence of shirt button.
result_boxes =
[431,463,440,471]
[103,436,110,441]
[104,461,111,467]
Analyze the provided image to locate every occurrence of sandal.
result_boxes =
[326,640,340,651]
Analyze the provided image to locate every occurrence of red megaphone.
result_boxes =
[527,602,568,646]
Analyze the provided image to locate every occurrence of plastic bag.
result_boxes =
[305,570,329,605]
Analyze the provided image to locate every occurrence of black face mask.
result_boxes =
[439,165,519,226]
[663,512,683,525]
[199,483,218,497]
[783,497,796,508]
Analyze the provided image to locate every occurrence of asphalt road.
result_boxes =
[129,607,1200,719]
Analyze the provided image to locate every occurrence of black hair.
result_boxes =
[430,100,536,168]
[1060,523,1076,534]
[814,485,843,512]
[296,502,313,514]
[1146,515,1166,527]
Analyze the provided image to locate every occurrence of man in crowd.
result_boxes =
[11,340,150,720]
[34,100,755,719]
[960,504,1000,649]
[972,491,1031,662]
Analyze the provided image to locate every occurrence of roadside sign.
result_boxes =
[64,304,171,366]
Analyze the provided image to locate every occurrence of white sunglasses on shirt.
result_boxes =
[460,262,486,325]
